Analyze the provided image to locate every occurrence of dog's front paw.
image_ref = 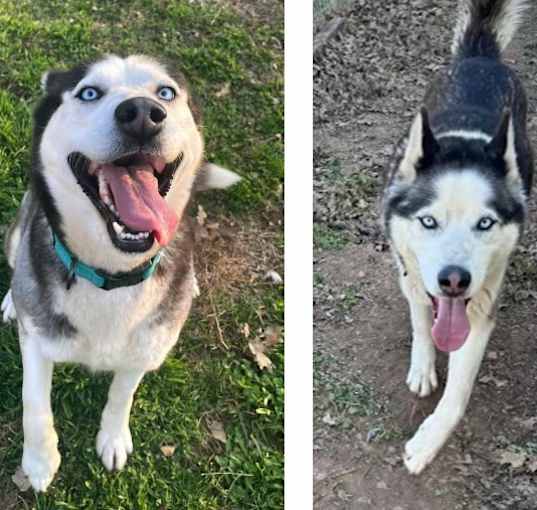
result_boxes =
[96,426,133,471]
[406,362,438,398]
[22,445,61,492]
[406,343,437,398]
[403,414,450,474]
[1,289,17,323]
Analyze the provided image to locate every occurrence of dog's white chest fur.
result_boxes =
[32,275,193,372]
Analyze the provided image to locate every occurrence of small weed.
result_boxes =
[314,224,348,251]
[337,285,361,311]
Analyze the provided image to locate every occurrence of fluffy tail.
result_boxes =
[451,0,529,58]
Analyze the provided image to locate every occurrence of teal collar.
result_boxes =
[53,233,161,291]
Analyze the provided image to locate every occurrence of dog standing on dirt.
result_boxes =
[382,0,533,473]
[1,55,239,491]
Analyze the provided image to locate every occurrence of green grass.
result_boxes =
[0,1,283,508]
[313,224,348,251]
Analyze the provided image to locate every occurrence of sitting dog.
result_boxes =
[1,55,239,491]
[382,0,533,473]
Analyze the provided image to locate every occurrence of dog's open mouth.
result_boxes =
[68,151,183,253]
[429,296,471,353]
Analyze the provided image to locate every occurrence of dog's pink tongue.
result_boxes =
[101,164,178,246]
[431,297,470,352]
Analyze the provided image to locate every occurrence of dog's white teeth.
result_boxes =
[114,225,149,241]
[112,222,124,235]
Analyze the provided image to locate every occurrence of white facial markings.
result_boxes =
[39,54,204,273]
[436,130,492,143]
[390,170,520,298]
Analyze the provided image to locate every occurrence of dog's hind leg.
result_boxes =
[20,333,61,492]
[406,300,437,398]
[96,369,145,471]
[404,316,493,474]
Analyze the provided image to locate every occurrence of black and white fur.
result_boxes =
[1,55,240,491]
[382,0,533,473]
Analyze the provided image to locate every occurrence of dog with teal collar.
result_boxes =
[1,55,240,492]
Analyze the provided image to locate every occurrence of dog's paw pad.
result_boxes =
[22,447,61,492]
[1,289,17,323]
[406,361,438,398]
[96,427,133,471]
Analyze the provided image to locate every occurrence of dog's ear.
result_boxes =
[485,109,520,185]
[195,163,241,191]
[398,108,439,182]
[40,65,88,96]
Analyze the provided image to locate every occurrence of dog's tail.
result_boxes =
[451,0,529,59]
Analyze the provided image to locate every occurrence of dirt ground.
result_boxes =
[313,1,537,509]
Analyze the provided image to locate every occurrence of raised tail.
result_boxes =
[451,0,529,59]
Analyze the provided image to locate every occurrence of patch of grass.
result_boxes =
[313,271,325,287]
[314,351,381,431]
[337,285,361,312]
[313,224,348,251]
[0,0,283,508]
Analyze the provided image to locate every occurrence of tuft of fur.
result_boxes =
[451,0,529,58]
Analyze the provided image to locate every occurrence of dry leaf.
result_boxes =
[248,339,273,372]
[526,457,537,473]
[12,467,31,491]
[322,412,336,426]
[497,449,526,469]
[215,82,231,98]
[518,416,537,430]
[160,444,176,457]
[263,325,281,348]
[241,323,250,338]
[207,419,227,444]
[196,204,207,226]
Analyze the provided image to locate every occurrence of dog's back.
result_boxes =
[424,0,534,192]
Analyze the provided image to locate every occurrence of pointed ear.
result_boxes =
[398,108,439,182]
[39,65,88,96]
[485,109,510,159]
[485,109,520,184]
[195,163,241,191]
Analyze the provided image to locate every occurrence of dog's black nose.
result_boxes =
[438,265,471,297]
[115,97,167,142]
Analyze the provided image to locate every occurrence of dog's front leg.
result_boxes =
[21,334,61,492]
[96,369,145,471]
[406,300,437,397]
[403,316,493,474]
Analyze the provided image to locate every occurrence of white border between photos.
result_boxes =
[285,1,313,507]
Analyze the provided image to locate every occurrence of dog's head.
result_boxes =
[33,55,238,271]
[384,109,525,350]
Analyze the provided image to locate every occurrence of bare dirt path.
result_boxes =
[313,2,537,509]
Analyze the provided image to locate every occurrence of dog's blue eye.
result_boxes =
[157,86,175,101]
[419,215,438,229]
[476,217,496,231]
[77,87,102,102]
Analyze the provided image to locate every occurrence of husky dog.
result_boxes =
[382,0,533,474]
[1,55,240,491]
